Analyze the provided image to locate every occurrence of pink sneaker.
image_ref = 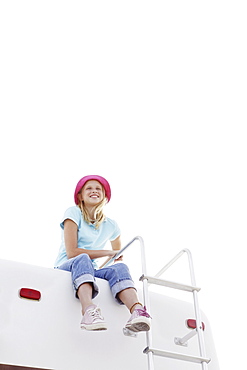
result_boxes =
[125,306,151,332]
[80,305,107,331]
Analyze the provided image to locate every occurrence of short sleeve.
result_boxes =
[109,219,121,241]
[60,206,82,230]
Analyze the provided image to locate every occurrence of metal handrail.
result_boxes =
[102,235,148,276]
[154,248,196,284]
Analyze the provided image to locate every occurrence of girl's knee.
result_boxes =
[73,253,92,265]
[110,263,132,280]
[77,253,91,262]
[113,262,130,273]
[71,254,94,275]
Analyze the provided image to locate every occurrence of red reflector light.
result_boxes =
[187,319,205,331]
[19,288,41,301]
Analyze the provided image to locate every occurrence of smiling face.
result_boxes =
[78,180,105,207]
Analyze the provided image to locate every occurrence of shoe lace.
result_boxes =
[88,307,103,321]
[135,306,151,318]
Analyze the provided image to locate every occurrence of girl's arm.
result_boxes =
[98,235,123,269]
[110,235,121,252]
[110,235,123,262]
[64,219,117,260]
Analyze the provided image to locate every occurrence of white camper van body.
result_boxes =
[0,242,219,370]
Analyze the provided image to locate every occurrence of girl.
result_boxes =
[54,175,151,332]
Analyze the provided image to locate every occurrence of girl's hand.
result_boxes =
[99,251,120,269]
[114,255,123,262]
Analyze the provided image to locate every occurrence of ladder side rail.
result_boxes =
[183,248,196,286]
[184,249,208,370]
[136,236,155,370]
[101,236,155,370]
[193,290,208,370]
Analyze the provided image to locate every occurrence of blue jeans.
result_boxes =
[57,254,135,304]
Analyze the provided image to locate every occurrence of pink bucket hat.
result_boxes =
[74,175,111,204]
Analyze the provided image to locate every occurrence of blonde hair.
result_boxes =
[77,187,107,229]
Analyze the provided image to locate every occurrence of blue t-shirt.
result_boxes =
[54,206,121,268]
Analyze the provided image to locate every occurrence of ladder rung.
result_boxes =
[140,275,201,292]
[143,347,211,364]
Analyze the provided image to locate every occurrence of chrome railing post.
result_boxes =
[102,236,154,370]
[183,249,208,369]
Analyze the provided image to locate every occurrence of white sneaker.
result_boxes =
[125,306,151,332]
[80,305,107,331]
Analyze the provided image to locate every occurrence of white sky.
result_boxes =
[1,1,246,369]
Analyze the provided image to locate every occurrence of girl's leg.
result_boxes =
[77,283,94,314]
[78,282,107,331]
[58,254,107,330]
[119,287,151,332]
[58,253,99,303]
[117,287,143,313]
[95,263,136,305]
[96,263,151,332]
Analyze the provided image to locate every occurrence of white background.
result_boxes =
[1,1,246,369]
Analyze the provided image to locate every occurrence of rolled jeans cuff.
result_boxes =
[74,274,99,299]
[111,279,136,304]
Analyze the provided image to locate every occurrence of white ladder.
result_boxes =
[105,236,211,370]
